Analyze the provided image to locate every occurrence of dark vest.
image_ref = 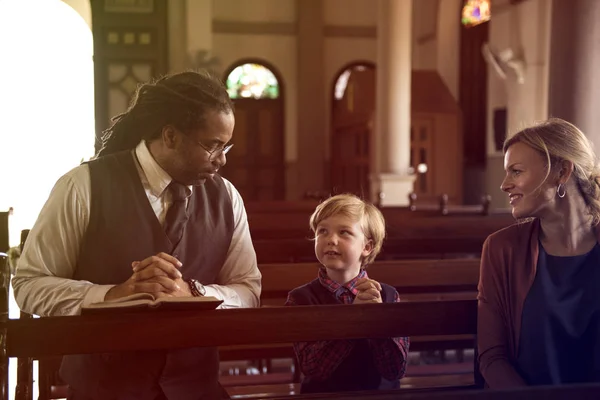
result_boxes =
[289,278,400,394]
[60,150,234,400]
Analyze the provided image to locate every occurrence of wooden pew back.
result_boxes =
[247,210,515,241]
[259,259,480,303]
[253,236,486,264]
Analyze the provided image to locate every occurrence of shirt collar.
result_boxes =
[135,140,192,198]
[318,268,368,296]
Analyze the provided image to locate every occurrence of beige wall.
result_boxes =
[323,0,376,25]
[213,0,296,22]
[164,0,469,200]
[436,0,460,100]
[485,0,552,208]
[412,0,437,70]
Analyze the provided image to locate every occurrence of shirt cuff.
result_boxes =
[82,284,115,309]
[202,285,222,300]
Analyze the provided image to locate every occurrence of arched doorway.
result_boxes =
[223,61,285,201]
[330,62,375,197]
[331,64,464,204]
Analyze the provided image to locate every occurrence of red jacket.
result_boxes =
[478,218,541,388]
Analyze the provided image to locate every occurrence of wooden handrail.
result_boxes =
[4,300,476,359]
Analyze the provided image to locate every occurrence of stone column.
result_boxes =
[296,0,326,198]
[548,0,600,152]
[371,0,415,207]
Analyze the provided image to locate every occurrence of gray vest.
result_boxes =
[60,150,234,399]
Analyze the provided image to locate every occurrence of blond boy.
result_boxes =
[285,194,409,394]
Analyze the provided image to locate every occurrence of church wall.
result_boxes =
[213,0,296,22]
[412,0,438,70]
[436,0,461,100]
[485,0,551,208]
[322,0,376,25]
[166,0,462,200]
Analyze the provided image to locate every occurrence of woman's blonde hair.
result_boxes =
[503,117,600,225]
[309,194,386,267]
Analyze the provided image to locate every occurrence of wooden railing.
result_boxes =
[1,255,600,399]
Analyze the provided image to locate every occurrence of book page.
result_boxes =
[82,295,223,314]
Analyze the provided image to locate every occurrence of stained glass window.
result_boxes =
[226,63,279,99]
[461,0,491,27]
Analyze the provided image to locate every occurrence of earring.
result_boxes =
[557,183,566,198]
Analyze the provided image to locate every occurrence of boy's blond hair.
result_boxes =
[309,194,386,267]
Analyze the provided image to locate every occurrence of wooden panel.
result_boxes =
[232,109,248,156]
[0,212,8,253]
[221,98,284,200]
[459,21,488,167]
[331,65,375,196]
[433,114,463,204]
[259,259,480,294]
[258,109,274,156]
[411,117,435,196]
[91,0,168,151]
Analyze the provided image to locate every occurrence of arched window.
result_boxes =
[226,63,279,99]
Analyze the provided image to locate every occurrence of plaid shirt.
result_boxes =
[285,269,409,382]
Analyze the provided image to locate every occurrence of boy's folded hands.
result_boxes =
[353,277,382,304]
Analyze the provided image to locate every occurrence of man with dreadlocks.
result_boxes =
[12,71,261,399]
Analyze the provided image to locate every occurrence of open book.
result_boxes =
[82,293,223,315]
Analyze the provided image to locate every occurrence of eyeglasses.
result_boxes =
[194,140,234,161]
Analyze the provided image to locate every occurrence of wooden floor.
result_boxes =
[226,374,475,399]
[222,350,475,399]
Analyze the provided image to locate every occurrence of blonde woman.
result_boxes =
[478,118,600,388]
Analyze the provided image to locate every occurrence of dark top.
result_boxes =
[60,150,234,399]
[517,242,600,385]
[288,276,401,394]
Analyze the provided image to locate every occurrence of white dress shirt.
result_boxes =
[12,141,261,316]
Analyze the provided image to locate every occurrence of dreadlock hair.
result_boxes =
[96,70,234,158]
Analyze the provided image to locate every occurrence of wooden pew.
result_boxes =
[8,300,478,400]
[236,258,480,377]
[245,194,514,241]
[259,259,480,304]
[247,209,514,241]
[9,300,600,400]
[27,258,481,398]
[247,207,514,264]
[253,236,487,264]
